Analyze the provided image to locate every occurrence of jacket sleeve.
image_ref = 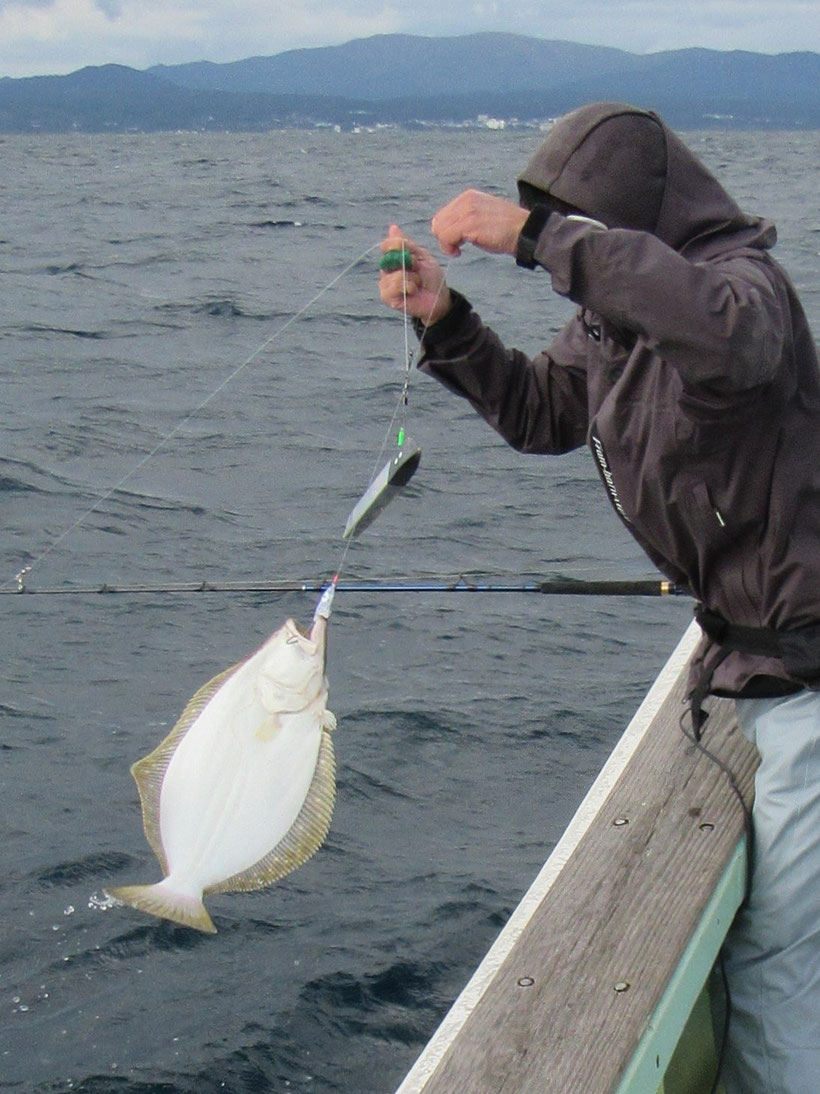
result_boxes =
[533,214,786,393]
[415,291,590,455]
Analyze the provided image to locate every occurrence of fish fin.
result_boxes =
[211,726,336,894]
[130,660,245,873]
[322,709,337,733]
[106,881,217,934]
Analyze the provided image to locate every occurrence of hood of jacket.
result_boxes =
[517,101,776,256]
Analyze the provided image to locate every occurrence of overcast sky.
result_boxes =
[1,0,818,79]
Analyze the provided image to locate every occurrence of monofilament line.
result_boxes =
[351,241,452,498]
[4,241,382,592]
[359,246,415,483]
[332,243,452,581]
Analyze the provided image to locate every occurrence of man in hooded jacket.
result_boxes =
[379,102,819,1093]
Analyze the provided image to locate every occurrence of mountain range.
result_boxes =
[1,33,818,133]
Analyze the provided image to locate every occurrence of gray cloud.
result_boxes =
[0,0,56,8]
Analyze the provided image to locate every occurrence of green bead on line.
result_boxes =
[397,427,406,447]
[379,248,413,273]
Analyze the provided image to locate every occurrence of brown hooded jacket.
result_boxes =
[417,102,820,696]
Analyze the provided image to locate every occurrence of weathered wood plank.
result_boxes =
[620,842,745,1093]
[397,626,758,1094]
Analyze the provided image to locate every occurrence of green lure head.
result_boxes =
[379,248,413,273]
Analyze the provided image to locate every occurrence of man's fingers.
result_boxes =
[431,189,528,256]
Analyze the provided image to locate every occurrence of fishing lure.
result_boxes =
[378,247,413,273]
[343,431,421,538]
[343,245,421,538]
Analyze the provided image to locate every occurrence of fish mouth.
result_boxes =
[285,618,322,653]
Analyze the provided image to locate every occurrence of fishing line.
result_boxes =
[339,241,452,544]
[337,247,416,552]
[678,703,754,894]
[676,701,754,1094]
[4,240,383,594]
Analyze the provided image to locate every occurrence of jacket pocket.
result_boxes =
[683,480,759,621]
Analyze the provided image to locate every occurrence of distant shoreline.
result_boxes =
[1,35,817,134]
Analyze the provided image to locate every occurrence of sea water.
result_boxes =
[0,127,817,1092]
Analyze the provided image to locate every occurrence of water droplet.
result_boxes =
[88,891,118,911]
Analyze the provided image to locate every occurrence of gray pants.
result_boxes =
[720,690,820,1093]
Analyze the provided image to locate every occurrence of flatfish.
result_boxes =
[107,584,336,933]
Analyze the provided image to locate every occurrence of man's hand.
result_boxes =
[378,224,453,325]
[431,189,529,257]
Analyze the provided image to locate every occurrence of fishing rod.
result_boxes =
[2,244,684,607]
[4,574,687,597]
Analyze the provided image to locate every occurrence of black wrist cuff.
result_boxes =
[515,204,552,269]
[412,289,472,343]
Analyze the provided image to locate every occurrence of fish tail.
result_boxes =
[105,880,217,934]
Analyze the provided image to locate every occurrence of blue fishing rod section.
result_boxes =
[5,575,686,597]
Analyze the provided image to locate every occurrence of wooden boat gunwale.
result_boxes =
[395,621,756,1094]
